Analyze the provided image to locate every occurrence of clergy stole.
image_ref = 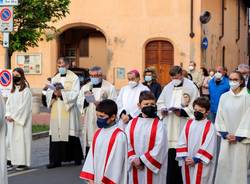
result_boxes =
[50,72,74,142]
[129,117,160,184]
[167,87,194,148]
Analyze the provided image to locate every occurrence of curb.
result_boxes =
[32,131,49,140]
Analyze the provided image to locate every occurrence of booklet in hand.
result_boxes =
[47,84,56,90]
[85,94,96,103]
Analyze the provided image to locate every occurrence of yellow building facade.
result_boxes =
[0,0,249,89]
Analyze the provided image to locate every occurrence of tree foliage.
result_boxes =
[8,0,70,56]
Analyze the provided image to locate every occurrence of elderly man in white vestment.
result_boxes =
[46,58,83,169]
[116,69,149,130]
[157,65,199,184]
[215,71,250,184]
[77,66,117,156]
[0,94,7,184]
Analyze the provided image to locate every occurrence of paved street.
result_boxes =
[8,137,87,184]
[8,165,86,184]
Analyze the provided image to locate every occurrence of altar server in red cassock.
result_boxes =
[126,91,168,184]
[80,99,127,184]
[176,97,217,184]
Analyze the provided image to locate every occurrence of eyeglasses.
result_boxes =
[229,78,240,82]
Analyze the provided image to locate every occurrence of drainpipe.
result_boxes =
[236,0,241,42]
[219,0,225,40]
[189,0,195,38]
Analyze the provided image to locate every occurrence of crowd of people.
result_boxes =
[0,57,250,184]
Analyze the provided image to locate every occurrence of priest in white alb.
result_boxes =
[0,93,7,184]
[157,65,199,183]
[215,71,250,184]
[46,57,83,169]
[77,66,117,156]
[116,69,149,130]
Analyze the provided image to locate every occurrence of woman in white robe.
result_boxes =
[215,71,250,184]
[0,94,7,184]
[5,68,32,171]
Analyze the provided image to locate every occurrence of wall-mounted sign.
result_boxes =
[116,67,125,79]
[16,53,42,74]
[0,69,12,97]
[0,6,13,32]
[0,0,19,6]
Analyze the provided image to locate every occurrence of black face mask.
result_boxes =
[142,106,157,118]
[13,76,21,84]
[194,111,204,121]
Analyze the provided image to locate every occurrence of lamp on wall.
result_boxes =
[200,11,211,24]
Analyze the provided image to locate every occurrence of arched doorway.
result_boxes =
[145,40,174,86]
[58,26,108,72]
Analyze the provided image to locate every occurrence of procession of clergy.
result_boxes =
[0,57,250,184]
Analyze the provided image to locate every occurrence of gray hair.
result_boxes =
[238,64,249,71]
[89,66,103,74]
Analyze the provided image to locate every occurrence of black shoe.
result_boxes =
[46,163,61,169]
[7,160,14,171]
[7,160,12,166]
[74,160,82,166]
[16,165,29,171]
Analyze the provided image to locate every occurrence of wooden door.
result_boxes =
[145,41,174,86]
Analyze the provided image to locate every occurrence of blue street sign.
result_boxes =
[0,8,11,21]
[0,70,11,87]
[201,37,208,50]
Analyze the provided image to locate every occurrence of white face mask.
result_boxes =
[229,81,240,90]
[128,81,138,88]
[214,72,222,80]
[189,66,194,71]
[172,79,182,86]
[144,76,152,82]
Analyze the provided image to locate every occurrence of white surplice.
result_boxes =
[116,83,149,130]
[77,80,117,151]
[5,87,32,166]
[157,78,199,148]
[46,70,81,142]
[214,87,250,184]
[80,125,127,184]
[125,117,168,184]
[176,119,217,184]
[0,95,7,184]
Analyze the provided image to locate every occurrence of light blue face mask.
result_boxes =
[145,76,152,82]
[91,77,101,85]
[58,67,67,75]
